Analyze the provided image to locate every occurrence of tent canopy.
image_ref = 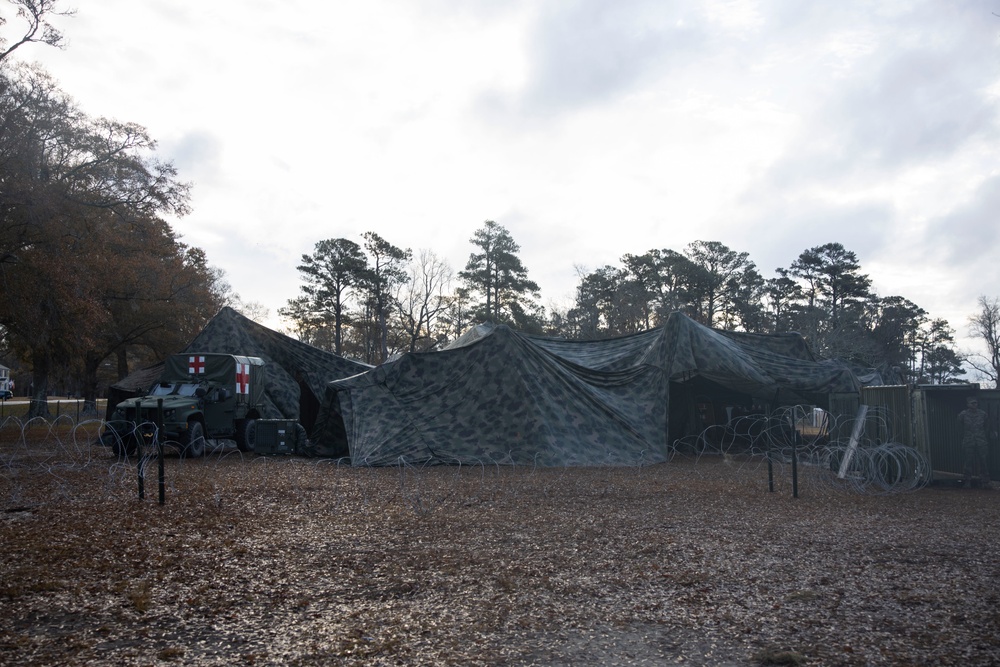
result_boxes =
[107,307,370,431]
[313,312,861,466]
[182,307,370,429]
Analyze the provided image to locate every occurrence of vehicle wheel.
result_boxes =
[182,421,206,458]
[110,434,138,459]
[236,418,256,453]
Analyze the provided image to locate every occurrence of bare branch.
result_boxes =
[967,295,1000,388]
[0,0,76,63]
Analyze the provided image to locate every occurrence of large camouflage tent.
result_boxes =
[106,307,370,433]
[312,312,861,466]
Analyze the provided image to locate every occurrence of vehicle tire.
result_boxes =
[236,418,256,453]
[111,434,138,459]
[182,421,206,458]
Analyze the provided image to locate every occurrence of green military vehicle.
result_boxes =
[106,353,265,457]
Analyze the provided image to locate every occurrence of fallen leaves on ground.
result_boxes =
[2,440,999,666]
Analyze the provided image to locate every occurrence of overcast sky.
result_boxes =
[14,1,1000,358]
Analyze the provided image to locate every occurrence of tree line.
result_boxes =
[565,240,968,384]
[279,220,543,363]
[281,223,983,387]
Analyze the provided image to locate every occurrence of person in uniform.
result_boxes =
[958,397,990,488]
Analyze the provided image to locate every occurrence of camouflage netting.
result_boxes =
[107,307,370,434]
[104,364,167,420]
[665,313,861,398]
[313,312,862,466]
[181,308,370,433]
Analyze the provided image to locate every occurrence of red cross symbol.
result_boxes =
[236,362,250,395]
[188,356,206,374]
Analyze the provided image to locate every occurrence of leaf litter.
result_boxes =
[1,441,999,666]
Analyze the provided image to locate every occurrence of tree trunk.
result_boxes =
[116,347,130,381]
[27,347,51,419]
[80,350,101,418]
[378,307,389,363]
[334,307,343,356]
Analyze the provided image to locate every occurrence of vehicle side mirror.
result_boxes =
[195,387,207,398]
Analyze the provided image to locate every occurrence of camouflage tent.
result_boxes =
[663,313,860,399]
[313,312,861,466]
[181,307,370,432]
[106,307,370,432]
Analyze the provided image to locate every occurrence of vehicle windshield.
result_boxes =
[149,382,201,397]
[150,383,176,396]
[176,384,201,397]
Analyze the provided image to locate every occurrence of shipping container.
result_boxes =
[912,384,999,483]
[859,385,913,448]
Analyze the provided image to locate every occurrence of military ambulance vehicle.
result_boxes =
[106,353,265,457]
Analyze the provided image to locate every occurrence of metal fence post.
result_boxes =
[767,439,774,493]
[135,399,144,500]
[792,431,799,498]
[157,399,165,505]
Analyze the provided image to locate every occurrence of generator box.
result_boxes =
[254,420,301,455]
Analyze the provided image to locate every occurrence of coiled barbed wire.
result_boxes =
[2,405,935,512]
[668,405,929,494]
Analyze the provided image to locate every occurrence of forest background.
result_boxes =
[2,1,1000,421]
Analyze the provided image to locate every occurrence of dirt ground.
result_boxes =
[2,425,999,666]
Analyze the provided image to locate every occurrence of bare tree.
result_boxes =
[0,0,73,62]
[232,298,271,325]
[395,249,453,352]
[968,295,1000,388]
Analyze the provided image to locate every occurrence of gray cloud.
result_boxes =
[831,50,1000,168]
[162,130,224,187]
[728,0,1000,311]
[923,175,1000,266]
[730,199,894,276]
[479,0,706,121]
[762,3,1000,189]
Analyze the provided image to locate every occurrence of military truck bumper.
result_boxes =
[104,419,190,446]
